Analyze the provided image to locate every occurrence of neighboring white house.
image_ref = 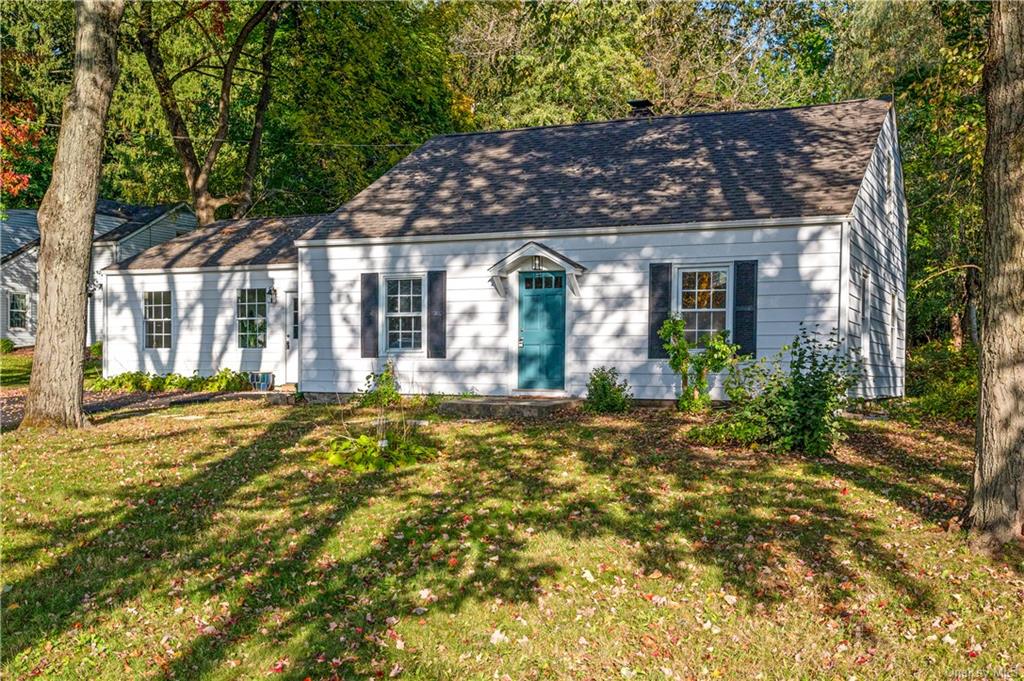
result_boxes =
[1,200,196,347]
[102,98,907,400]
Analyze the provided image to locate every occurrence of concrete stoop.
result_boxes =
[438,397,577,420]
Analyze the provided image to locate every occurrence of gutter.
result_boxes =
[294,214,849,248]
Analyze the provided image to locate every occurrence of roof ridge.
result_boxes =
[433,97,892,141]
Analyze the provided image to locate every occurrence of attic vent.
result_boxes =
[627,99,654,118]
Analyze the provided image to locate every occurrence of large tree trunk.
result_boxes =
[969,0,1024,547]
[21,0,125,429]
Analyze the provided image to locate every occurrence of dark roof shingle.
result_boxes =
[111,98,892,271]
[302,97,893,242]
[1,201,180,262]
[108,216,308,271]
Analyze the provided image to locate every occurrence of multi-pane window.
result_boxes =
[237,288,268,348]
[144,291,172,348]
[385,277,423,351]
[8,293,27,329]
[677,269,728,347]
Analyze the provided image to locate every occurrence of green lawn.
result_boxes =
[0,351,101,389]
[1,400,1021,679]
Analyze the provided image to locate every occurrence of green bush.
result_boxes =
[88,341,103,359]
[91,368,251,393]
[326,432,434,472]
[658,316,742,413]
[583,366,633,413]
[0,338,14,354]
[359,360,401,407]
[690,326,860,456]
[890,340,978,424]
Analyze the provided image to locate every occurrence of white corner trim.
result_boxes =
[294,214,848,248]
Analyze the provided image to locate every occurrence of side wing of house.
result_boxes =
[844,109,909,398]
[116,207,198,262]
[103,266,298,380]
[298,222,845,399]
[0,247,39,347]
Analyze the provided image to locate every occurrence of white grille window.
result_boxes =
[144,291,171,348]
[237,288,268,348]
[384,277,423,351]
[8,293,27,329]
[677,269,728,347]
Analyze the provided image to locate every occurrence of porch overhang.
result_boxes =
[488,241,587,296]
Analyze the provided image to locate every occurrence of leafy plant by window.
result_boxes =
[690,325,860,456]
[583,366,633,413]
[359,359,401,407]
[88,341,102,359]
[658,315,741,413]
[0,338,14,354]
[90,368,251,393]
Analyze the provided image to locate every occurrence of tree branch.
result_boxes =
[198,1,278,186]
[234,4,282,218]
[137,1,202,190]
[913,263,984,289]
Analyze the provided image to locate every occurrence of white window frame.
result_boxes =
[8,292,28,330]
[860,270,871,362]
[888,289,898,357]
[672,264,732,349]
[237,288,268,349]
[143,290,172,349]
[380,273,427,355]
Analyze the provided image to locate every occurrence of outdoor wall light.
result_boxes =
[266,286,278,304]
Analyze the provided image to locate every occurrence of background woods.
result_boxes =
[0,0,991,343]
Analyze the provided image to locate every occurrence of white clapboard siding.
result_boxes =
[0,243,114,348]
[88,244,117,346]
[298,222,845,399]
[117,209,198,262]
[2,207,195,348]
[102,268,298,379]
[845,109,908,399]
[0,247,38,347]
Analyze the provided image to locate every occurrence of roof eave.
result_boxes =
[294,213,850,248]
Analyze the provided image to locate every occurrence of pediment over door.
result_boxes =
[488,241,586,296]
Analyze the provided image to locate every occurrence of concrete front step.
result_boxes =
[438,397,577,420]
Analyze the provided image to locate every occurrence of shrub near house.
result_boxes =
[690,326,860,455]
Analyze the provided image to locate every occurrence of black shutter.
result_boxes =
[732,260,758,357]
[427,270,446,358]
[648,263,673,359]
[360,273,379,358]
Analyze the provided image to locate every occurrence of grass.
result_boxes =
[1,400,1021,679]
[0,350,102,389]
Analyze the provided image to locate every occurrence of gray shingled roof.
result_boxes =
[1,200,179,262]
[302,97,893,242]
[110,98,892,271]
[108,216,310,271]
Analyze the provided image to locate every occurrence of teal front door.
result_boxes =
[518,271,566,389]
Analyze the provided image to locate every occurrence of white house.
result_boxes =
[102,98,907,400]
[1,200,196,347]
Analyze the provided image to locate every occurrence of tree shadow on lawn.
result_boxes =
[1,407,332,665]
[552,414,941,618]
[4,406,989,679]
[166,411,955,678]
